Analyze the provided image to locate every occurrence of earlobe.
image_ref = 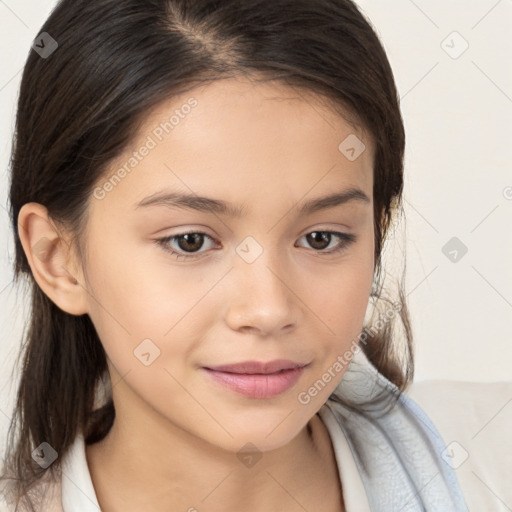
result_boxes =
[17,202,88,316]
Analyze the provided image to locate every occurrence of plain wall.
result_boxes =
[1,0,511,449]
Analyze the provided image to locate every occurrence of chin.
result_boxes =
[217,417,307,452]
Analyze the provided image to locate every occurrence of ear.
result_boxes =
[17,202,89,316]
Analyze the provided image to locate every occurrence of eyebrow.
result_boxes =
[135,187,370,217]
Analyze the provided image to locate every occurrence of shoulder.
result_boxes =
[405,379,512,510]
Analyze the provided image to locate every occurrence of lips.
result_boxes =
[203,359,308,375]
[201,359,310,399]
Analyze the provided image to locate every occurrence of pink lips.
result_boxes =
[202,359,308,399]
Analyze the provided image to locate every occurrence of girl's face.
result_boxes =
[79,76,375,453]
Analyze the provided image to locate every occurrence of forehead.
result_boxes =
[93,76,373,214]
[138,75,370,152]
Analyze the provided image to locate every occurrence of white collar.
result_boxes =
[61,430,101,511]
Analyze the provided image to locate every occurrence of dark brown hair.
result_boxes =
[1,0,412,509]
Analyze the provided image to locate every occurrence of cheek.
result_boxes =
[302,263,373,400]
[83,246,215,377]
[85,235,191,330]
[302,259,373,383]
[308,254,373,330]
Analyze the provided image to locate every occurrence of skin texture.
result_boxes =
[18,75,375,511]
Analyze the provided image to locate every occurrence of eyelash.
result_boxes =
[154,230,357,261]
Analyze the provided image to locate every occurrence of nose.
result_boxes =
[224,248,303,336]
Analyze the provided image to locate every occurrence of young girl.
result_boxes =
[1,0,471,510]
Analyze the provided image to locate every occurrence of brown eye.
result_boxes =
[305,231,331,250]
[175,233,205,252]
[298,231,357,254]
[155,232,218,259]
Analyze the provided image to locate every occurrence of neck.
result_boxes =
[85,406,342,512]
